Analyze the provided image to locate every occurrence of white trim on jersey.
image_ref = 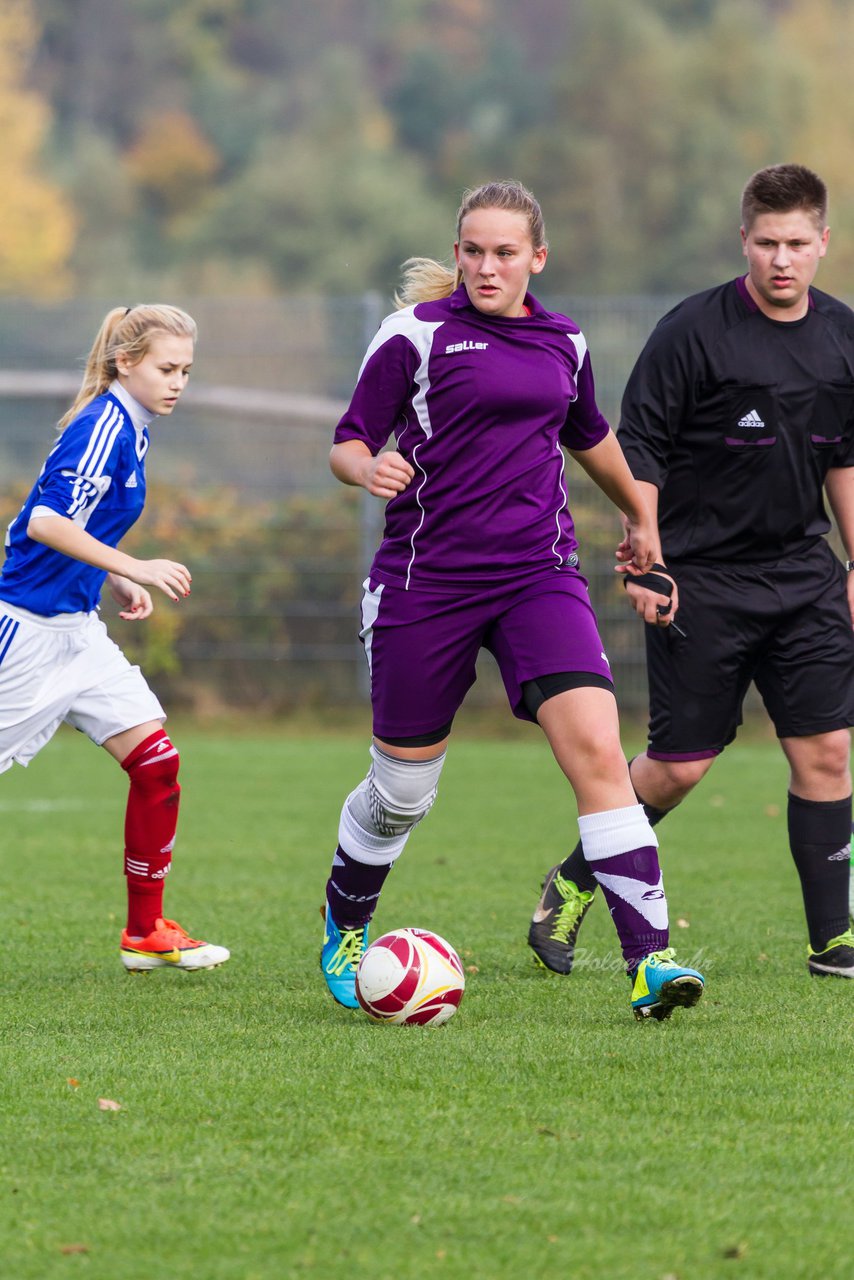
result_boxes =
[367,307,444,590]
[551,335,590,565]
[550,439,570,568]
[78,400,123,477]
[62,400,124,524]
[566,331,588,398]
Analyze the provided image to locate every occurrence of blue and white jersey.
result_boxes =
[0,383,153,617]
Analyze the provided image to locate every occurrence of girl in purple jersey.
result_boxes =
[0,305,229,973]
[320,180,704,1021]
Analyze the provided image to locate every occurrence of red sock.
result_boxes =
[121,730,180,937]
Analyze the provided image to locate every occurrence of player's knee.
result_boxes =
[814,731,850,781]
[645,756,711,804]
[787,730,851,793]
[126,735,181,799]
[590,736,630,777]
[366,744,446,836]
[348,744,447,839]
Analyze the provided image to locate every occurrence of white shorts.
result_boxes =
[0,602,165,774]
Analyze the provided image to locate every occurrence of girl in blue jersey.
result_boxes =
[0,305,229,972]
[320,180,704,1021]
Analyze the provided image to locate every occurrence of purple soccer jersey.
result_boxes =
[334,285,610,590]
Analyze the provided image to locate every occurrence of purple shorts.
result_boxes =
[359,570,613,740]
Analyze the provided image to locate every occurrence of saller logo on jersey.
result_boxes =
[737,409,765,430]
[445,341,488,354]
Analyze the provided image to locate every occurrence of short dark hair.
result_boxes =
[741,164,828,230]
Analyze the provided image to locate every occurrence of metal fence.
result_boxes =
[0,294,682,716]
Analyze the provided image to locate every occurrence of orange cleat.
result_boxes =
[120,917,230,972]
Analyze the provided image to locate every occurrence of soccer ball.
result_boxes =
[355,928,465,1026]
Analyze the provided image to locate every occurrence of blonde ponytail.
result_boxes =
[59,304,197,430]
[395,257,461,308]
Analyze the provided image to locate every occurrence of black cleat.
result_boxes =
[528,865,595,974]
[807,931,854,978]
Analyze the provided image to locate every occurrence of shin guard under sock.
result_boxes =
[122,730,180,936]
[579,805,669,966]
[787,792,852,951]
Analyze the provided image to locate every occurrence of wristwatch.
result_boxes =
[847,560,854,572]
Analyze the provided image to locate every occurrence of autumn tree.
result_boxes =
[0,0,74,297]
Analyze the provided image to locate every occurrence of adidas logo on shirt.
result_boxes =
[737,409,765,430]
[124,472,139,488]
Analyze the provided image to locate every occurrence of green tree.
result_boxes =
[522,0,802,295]
[189,45,448,295]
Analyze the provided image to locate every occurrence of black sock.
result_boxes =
[325,844,393,929]
[787,793,852,951]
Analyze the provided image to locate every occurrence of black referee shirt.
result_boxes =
[618,276,854,562]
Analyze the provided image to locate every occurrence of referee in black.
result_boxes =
[529,163,854,980]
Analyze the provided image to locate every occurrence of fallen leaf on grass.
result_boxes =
[66,1078,80,1089]
[676,918,690,929]
[465,965,479,974]
[97,1098,122,1111]
[59,1244,89,1255]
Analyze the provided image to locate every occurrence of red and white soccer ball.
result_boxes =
[355,928,465,1026]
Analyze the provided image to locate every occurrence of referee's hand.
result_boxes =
[619,564,681,631]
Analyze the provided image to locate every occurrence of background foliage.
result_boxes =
[4,0,854,300]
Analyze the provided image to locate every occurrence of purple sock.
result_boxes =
[578,806,669,968]
[325,845,392,929]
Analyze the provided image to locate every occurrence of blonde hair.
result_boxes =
[395,179,547,308]
[59,304,197,430]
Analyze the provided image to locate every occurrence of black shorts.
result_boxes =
[645,540,854,759]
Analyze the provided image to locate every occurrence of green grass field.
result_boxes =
[0,725,851,1280]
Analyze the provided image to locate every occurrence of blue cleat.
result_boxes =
[630,947,704,1022]
[320,904,368,1009]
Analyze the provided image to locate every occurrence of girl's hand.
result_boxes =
[107,573,154,620]
[126,558,192,602]
[361,450,415,499]
[616,512,658,574]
